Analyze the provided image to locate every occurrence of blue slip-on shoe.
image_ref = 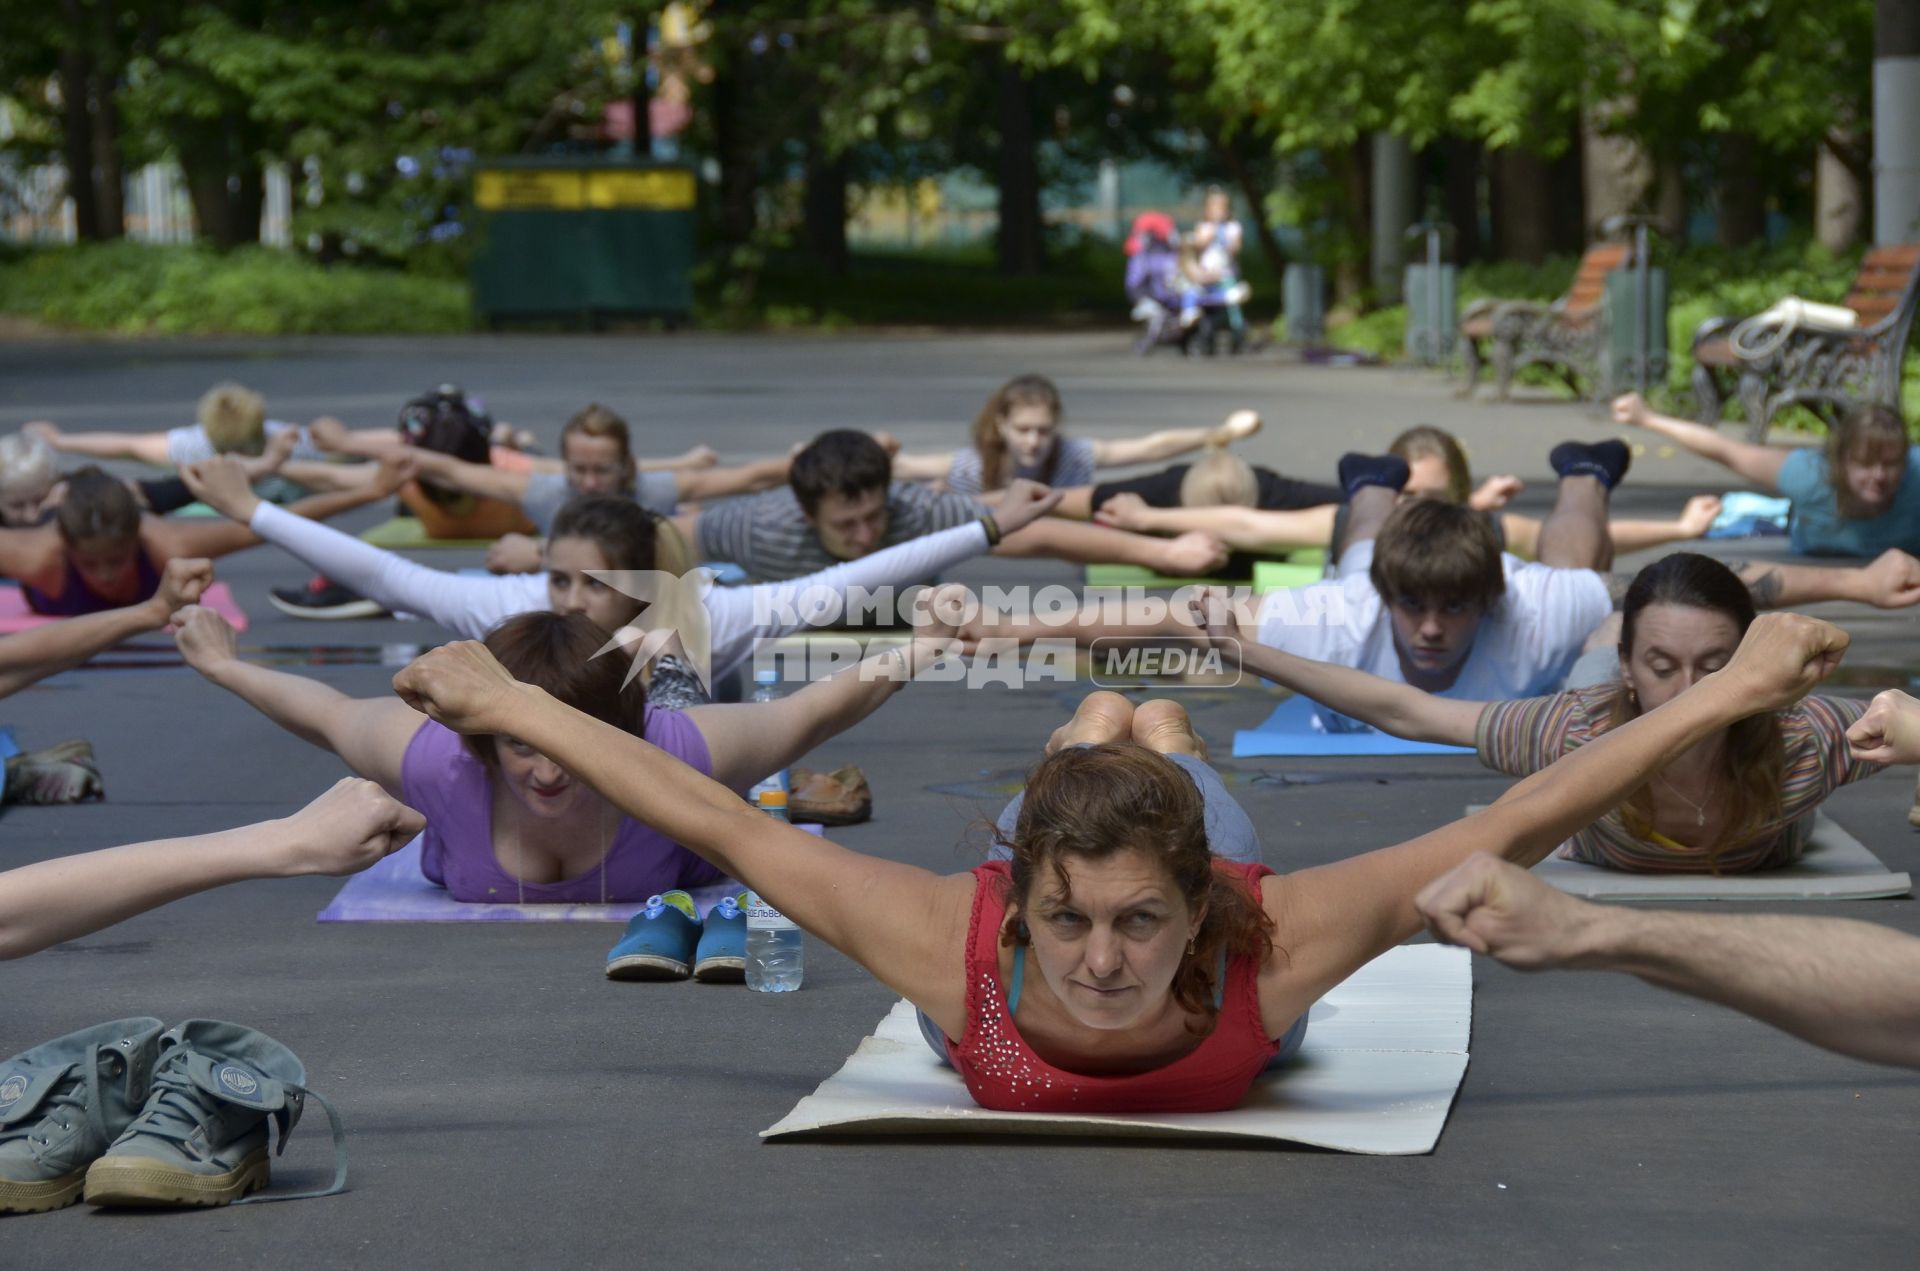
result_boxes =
[692,893,747,984]
[606,892,699,981]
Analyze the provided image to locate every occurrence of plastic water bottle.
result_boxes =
[745,670,790,806]
[746,789,804,993]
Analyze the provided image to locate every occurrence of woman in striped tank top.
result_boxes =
[1192,553,1887,874]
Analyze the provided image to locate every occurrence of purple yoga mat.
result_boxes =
[317,837,757,923]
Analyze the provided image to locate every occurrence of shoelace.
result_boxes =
[130,1053,349,1203]
[1,1040,123,1161]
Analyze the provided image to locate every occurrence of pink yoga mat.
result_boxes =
[0,582,250,633]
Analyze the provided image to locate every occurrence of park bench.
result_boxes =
[1456,241,1633,400]
[1690,244,1920,439]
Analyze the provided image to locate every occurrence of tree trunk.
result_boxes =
[89,81,123,240]
[1716,132,1766,247]
[1548,138,1585,252]
[1488,147,1554,264]
[177,122,261,248]
[58,0,100,242]
[1873,0,1920,243]
[1817,136,1864,252]
[1437,137,1483,264]
[803,147,850,275]
[1320,140,1370,307]
[1214,134,1286,274]
[230,151,263,246]
[1655,158,1689,241]
[708,41,759,247]
[995,60,1045,276]
[1581,107,1653,238]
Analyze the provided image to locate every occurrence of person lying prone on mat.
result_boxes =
[886,373,1262,497]
[1614,392,1920,560]
[1186,552,1890,875]
[173,602,968,905]
[0,557,213,805]
[1417,851,1920,1070]
[0,431,299,527]
[310,404,794,575]
[181,456,1063,708]
[0,459,407,617]
[0,778,421,960]
[1092,425,1722,564]
[386,600,1848,1113]
[966,450,1920,709]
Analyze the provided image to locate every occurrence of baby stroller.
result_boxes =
[1125,212,1194,355]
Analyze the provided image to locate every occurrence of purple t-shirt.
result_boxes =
[401,711,725,903]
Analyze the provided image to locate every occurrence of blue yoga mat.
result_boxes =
[317,837,745,923]
[1232,695,1475,758]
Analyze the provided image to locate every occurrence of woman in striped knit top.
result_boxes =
[1194,552,1886,874]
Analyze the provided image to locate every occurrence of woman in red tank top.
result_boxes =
[391,595,1849,1114]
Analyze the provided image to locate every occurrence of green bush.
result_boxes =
[0,242,471,335]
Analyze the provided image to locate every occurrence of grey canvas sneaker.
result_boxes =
[83,1019,346,1208]
[0,1017,165,1213]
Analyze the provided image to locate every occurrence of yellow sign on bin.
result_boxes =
[585,169,696,210]
[476,168,695,212]
[475,170,584,210]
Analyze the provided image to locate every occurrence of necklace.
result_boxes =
[1656,772,1712,828]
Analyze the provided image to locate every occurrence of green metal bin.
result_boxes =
[469,158,696,324]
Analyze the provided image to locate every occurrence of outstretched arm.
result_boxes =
[687,590,968,789]
[174,606,424,794]
[674,456,791,502]
[0,779,423,960]
[1086,409,1261,467]
[393,640,978,1029]
[23,422,171,467]
[1611,393,1789,490]
[1189,588,1484,744]
[162,453,410,562]
[1417,853,1920,1070]
[0,558,210,698]
[996,517,1229,576]
[1261,613,1849,1021]
[1729,549,1920,610]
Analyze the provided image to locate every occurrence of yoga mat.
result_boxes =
[359,518,498,550]
[1233,694,1474,758]
[318,836,748,922]
[170,502,222,519]
[763,944,1471,1155]
[0,582,249,634]
[1084,551,1325,593]
[1464,806,1913,901]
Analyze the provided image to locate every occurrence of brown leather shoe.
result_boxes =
[789,764,872,826]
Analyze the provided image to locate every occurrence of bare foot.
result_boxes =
[1131,698,1206,760]
[1046,690,1136,754]
[239,428,298,480]
[1212,410,1262,446]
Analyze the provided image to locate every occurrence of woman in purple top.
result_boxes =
[171,604,962,904]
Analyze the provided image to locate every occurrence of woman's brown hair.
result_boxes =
[561,403,637,496]
[461,611,649,766]
[1825,403,1908,520]
[970,374,1064,491]
[55,467,140,546]
[548,494,692,577]
[1388,425,1473,505]
[994,743,1276,1032]
[1609,552,1783,869]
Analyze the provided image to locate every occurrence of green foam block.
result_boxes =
[1083,550,1326,593]
[359,517,498,550]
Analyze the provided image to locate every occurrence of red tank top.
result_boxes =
[944,859,1280,1113]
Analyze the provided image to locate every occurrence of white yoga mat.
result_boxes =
[762,945,1471,1155]
[1466,808,1912,902]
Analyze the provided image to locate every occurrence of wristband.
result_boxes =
[980,514,1003,548]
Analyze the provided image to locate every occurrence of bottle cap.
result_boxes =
[758,789,789,808]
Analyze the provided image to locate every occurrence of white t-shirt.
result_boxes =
[1254,540,1612,720]
[165,419,326,466]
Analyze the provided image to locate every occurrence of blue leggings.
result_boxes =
[919,750,1309,1068]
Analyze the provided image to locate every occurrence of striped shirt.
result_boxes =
[947,437,1098,496]
[1475,686,1880,873]
[694,481,987,582]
